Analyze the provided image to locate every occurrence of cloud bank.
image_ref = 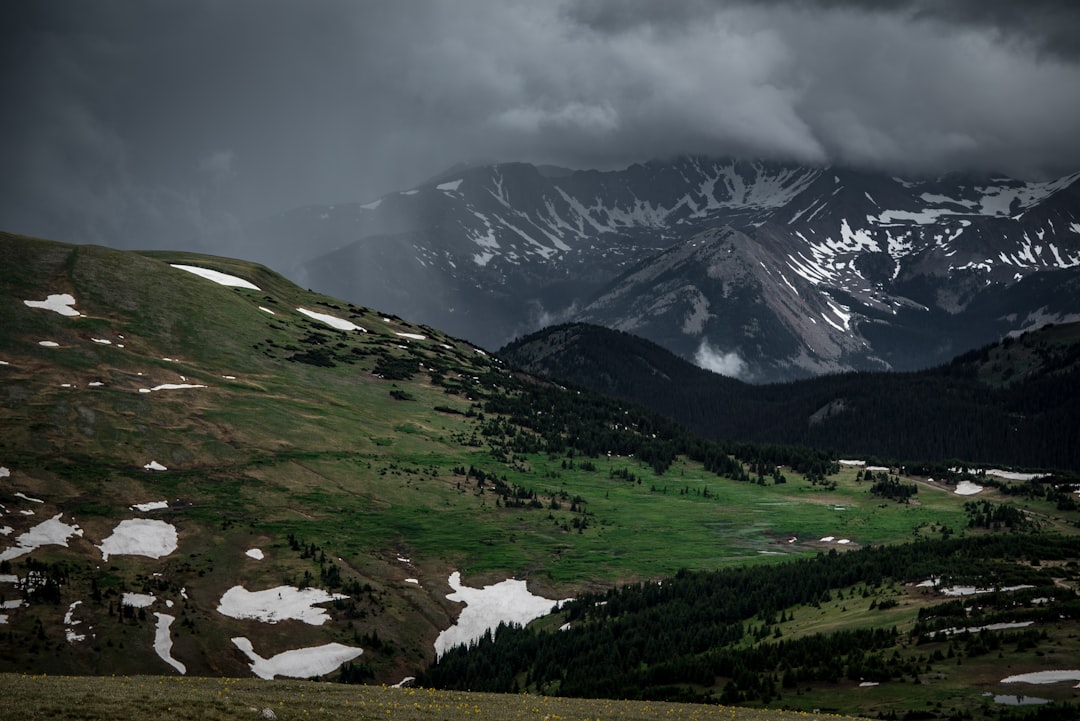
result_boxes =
[1,1,1078,259]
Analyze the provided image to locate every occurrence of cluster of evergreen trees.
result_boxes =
[419,535,1080,704]
[478,374,837,482]
[868,475,918,503]
[499,322,1080,470]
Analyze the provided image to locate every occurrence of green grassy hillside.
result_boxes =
[1,231,1077,719]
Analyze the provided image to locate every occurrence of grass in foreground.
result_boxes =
[0,674,869,721]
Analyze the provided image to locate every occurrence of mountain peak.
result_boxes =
[250,156,1080,380]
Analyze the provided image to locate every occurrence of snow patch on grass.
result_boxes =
[929,621,1033,638]
[64,601,87,643]
[1001,670,1080,685]
[245,548,264,560]
[154,613,186,673]
[14,492,43,504]
[122,592,156,608]
[217,585,347,625]
[97,519,178,561]
[171,264,260,290]
[24,294,80,316]
[434,571,570,657]
[231,637,363,680]
[939,583,1035,597]
[0,514,84,561]
[954,481,984,495]
[143,461,167,472]
[131,500,168,512]
[139,384,207,393]
[297,308,367,332]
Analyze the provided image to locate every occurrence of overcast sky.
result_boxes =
[3,0,1079,257]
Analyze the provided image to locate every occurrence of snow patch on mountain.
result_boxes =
[0,514,84,561]
[24,293,81,316]
[97,520,178,561]
[217,585,347,625]
[232,637,363,680]
[297,308,366,332]
[171,264,260,290]
[434,571,569,658]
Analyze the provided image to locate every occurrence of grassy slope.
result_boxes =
[1,232,1077,716]
[1,674,870,721]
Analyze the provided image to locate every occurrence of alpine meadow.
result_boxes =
[2,230,1079,720]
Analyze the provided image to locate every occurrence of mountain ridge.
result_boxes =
[499,320,1080,470]
[253,155,1080,381]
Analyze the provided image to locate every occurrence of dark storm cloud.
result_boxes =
[567,0,1080,59]
[2,1,1078,264]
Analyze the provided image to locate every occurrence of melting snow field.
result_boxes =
[1001,670,1080,686]
[0,513,84,561]
[64,601,87,643]
[154,613,186,673]
[24,293,81,316]
[434,572,570,657]
[171,264,260,290]
[122,592,156,608]
[985,469,1048,481]
[231,637,363,680]
[217,585,347,625]
[929,621,1034,638]
[131,500,169,511]
[954,481,984,495]
[940,584,1035,597]
[97,519,178,561]
[139,384,207,393]
[297,307,367,332]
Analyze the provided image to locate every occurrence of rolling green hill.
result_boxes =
[2,231,1078,720]
[499,323,1080,470]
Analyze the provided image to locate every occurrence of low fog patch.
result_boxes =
[693,339,747,379]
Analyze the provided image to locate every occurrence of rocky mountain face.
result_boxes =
[255,157,1080,382]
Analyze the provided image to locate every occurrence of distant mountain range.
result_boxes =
[255,156,1080,382]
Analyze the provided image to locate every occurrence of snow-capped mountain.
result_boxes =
[255,157,1080,381]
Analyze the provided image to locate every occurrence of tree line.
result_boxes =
[419,535,1080,704]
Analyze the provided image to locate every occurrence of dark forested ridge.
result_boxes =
[420,535,1080,709]
[499,322,1080,470]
